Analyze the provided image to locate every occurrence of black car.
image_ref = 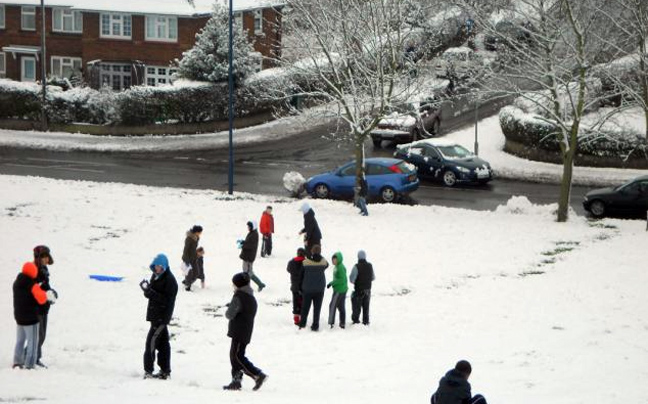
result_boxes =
[583,176,648,219]
[393,139,493,187]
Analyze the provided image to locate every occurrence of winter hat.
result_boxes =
[33,245,53,265]
[455,360,472,377]
[299,202,311,214]
[246,220,258,231]
[357,250,367,260]
[232,272,250,288]
[149,253,170,272]
[191,225,203,233]
[22,262,38,279]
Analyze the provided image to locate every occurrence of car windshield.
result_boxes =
[436,145,473,159]
[395,161,416,174]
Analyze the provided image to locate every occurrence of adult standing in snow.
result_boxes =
[356,176,369,216]
[430,360,487,404]
[13,262,51,369]
[240,221,266,291]
[286,247,306,325]
[350,250,375,325]
[299,244,329,331]
[181,225,203,291]
[33,245,57,368]
[298,202,322,254]
[223,272,268,391]
[259,206,274,257]
[327,251,348,329]
[140,253,178,380]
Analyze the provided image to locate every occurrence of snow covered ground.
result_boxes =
[1,174,647,403]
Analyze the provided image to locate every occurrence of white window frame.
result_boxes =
[51,56,82,79]
[145,66,177,86]
[253,10,263,35]
[100,13,132,39]
[0,52,6,77]
[145,15,178,42]
[21,6,36,31]
[0,5,6,29]
[53,8,83,33]
[21,56,37,82]
[99,62,132,91]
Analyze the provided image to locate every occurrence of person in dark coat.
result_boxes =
[355,176,369,216]
[13,262,50,369]
[195,247,206,288]
[431,360,487,404]
[298,202,322,254]
[223,273,268,391]
[239,220,266,291]
[140,253,178,379]
[33,245,57,367]
[350,250,375,325]
[182,225,202,291]
[298,244,329,331]
[286,247,306,325]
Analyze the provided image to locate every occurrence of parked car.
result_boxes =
[370,98,441,147]
[393,139,493,187]
[305,158,419,203]
[583,176,648,219]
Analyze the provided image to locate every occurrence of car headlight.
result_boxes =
[457,166,470,173]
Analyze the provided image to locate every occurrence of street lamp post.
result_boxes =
[40,0,47,130]
[227,0,234,195]
[474,97,479,156]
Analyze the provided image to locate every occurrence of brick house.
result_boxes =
[0,0,283,90]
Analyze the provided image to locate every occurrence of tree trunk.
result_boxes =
[354,133,366,203]
[557,147,575,222]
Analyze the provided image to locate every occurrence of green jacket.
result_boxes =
[328,252,348,293]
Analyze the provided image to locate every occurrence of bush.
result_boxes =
[0,80,42,120]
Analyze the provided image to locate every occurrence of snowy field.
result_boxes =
[1,174,647,403]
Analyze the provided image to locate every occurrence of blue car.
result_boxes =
[305,158,419,202]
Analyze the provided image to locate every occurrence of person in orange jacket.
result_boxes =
[259,206,274,258]
[13,262,52,369]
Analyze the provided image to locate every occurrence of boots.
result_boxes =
[293,314,301,325]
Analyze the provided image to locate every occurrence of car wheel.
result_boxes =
[372,139,382,148]
[442,170,457,187]
[380,186,397,203]
[589,200,606,218]
[313,183,330,199]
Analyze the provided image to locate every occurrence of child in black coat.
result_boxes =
[286,248,306,325]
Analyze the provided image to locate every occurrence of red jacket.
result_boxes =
[259,212,274,235]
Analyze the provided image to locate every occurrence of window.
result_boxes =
[53,8,83,33]
[366,164,392,175]
[234,12,243,32]
[340,163,356,176]
[0,52,5,77]
[22,7,36,31]
[21,57,37,82]
[100,63,132,90]
[145,66,177,86]
[100,13,132,38]
[0,5,5,29]
[253,10,263,35]
[145,15,177,42]
[51,56,82,79]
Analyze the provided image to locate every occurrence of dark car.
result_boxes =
[305,157,419,203]
[393,139,493,187]
[583,176,648,219]
[370,99,442,147]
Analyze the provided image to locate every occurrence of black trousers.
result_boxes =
[261,234,273,256]
[291,290,303,315]
[229,339,261,380]
[37,313,47,361]
[351,289,371,325]
[143,323,171,374]
[299,291,324,330]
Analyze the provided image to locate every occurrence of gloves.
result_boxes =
[326,283,331,289]
[46,290,57,304]
[236,239,244,249]
[139,279,150,292]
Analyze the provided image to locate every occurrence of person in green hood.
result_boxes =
[327,251,348,329]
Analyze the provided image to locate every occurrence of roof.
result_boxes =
[0,0,285,16]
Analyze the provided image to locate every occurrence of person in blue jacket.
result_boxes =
[431,360,487,404]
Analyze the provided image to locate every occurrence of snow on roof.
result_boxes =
[1,0,284,16]
[400,138,463,148]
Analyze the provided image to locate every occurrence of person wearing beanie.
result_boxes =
[13,262,50,369]
[298,202,322,254]
[430,360,487,404]
[140,253,178,380]
[327,251,348,329]
[181,225,203,291]
[223,273,268,391]
[259,206,274,258]
[32,245,57,367]
[298,244,329,331]
[286,247,306,325]
[239,220,266,291]
[350,250,375,325]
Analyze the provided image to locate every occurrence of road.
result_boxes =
[0,118,589,215]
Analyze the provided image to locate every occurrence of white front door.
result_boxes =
[21,56,36,82]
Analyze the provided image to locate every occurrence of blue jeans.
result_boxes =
[14,323,39,368]
[356,197,368,216]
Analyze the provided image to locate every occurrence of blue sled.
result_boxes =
[89,274,124,282]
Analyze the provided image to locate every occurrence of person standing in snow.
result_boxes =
[355,176,369,216]
[298,244,329,331]
[223,272,268,391]
[259,206,274,258]
[195,247,206,289]
[33,245,57,368]
[13,262,51,369]
[181,225,203,291]
[327,251,348,329]
[298,202,322,254]
[239,221,266,291]
[140,253,178,380]
[286,247,306,325]
[350,250,375,325]
[430,360,487,404]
